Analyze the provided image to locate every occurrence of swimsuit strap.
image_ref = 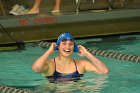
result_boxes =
[73,60,78,71]
[54,59,56,71]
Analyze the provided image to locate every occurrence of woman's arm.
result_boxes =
[78,45,109,74]
[32,43,56,73]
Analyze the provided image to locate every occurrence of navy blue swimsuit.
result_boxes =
[47,59,83,83]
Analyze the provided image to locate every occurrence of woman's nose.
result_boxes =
[66,44,70,49]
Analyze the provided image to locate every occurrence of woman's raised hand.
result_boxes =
[47,43,56,54]
[77,45,89,57]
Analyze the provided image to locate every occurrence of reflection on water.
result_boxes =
[35,74,108,93]
[84,35,139,50]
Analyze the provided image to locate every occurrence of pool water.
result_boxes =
[0,34,140,93]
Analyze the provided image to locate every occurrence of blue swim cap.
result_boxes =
[55,33,79,53]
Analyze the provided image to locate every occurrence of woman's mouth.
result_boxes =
[64,49,71,53]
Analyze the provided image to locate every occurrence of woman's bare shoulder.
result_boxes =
[75,59,90,73]
[46,59,54,65]
[43,59,55,76]
[75,59,90,66]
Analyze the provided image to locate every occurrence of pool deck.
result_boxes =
[0,8,140,45]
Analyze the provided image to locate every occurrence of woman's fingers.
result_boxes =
[51,42,56,49]
[78,45,89,56]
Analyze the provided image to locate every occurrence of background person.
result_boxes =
[27,0,61,14]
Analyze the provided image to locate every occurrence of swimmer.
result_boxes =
[32,33,109,83]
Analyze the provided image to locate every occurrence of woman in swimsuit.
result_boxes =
[32,33,109,83]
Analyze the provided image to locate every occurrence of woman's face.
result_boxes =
[58,39,74,56]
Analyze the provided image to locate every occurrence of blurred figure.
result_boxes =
[27,0,61,14]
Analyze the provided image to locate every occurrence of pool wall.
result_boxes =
[0,0,140,45]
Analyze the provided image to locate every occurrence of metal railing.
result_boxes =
[0,0,6,16]
[75,0,124,12]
